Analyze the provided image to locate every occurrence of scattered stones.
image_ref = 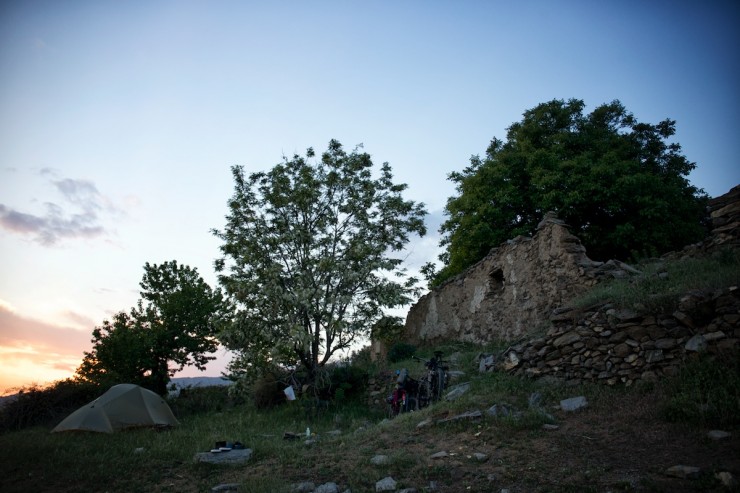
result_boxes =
[559,396,588,412]
[194,448,253,464]
[375,476,397,492]
[665,465,701,479]
[707,430,731,440]
[430,451,449,459]
[370,455,391,466]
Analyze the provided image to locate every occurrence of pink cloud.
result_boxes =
[0,304,92,393]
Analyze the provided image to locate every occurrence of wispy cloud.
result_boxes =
[0,175,125,246]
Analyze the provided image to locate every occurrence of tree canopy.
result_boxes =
[430,99,708,286]
[76,260,224,395]
[213,140,427,380]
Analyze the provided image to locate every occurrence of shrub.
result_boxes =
[0,379,101,432]
[251,372,286,410]
[661,354,740,427]
[388,342,417,363]
[167,385,245,416]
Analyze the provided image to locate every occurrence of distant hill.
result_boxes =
[168,376,233,397]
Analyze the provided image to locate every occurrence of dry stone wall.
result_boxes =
[506,287,740,385]
[403,213,637,345]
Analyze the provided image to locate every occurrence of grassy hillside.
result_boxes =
[1,253,738,492]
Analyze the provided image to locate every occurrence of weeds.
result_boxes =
[574,249,740,312]
[661,354,740,427]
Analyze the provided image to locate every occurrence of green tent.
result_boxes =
[52,384,178,433]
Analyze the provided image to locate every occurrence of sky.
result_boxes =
[1,0,738,394]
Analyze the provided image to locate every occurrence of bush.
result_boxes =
[325,364,368,402]
[167,385,245,416]
[388,342,417,363]
[661,354,740,427]
[0,379,101,432]
[251,372,286,410]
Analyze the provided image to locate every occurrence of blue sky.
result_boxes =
[1,0,738,392]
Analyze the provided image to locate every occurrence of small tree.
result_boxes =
[77,261,224,395]
[213,140,427,381]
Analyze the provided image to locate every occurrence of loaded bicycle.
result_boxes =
[387,351,449,417]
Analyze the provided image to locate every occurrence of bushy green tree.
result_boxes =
[77,261,224,395]
[213,140,427,381]
[431,99,708,285]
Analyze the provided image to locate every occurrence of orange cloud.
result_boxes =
[0,304,92,394]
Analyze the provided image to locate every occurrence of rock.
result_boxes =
[612,343,631,357]
[502,351,520,370]
[212,484,240,492]
[134,447,145,454]
[654,338,677,349]
[685,334,707,352]
[665,465,701,479]
[707,430,731,440]
[326,429,342,437]
[375,476,397,492]
[437,410,483,423]
[715,471,737,488]
[645,349,664,363]
[527,392,542,408]
[371,455,391,466]
[291,482,316,493]
[398,489,417,493]
[479,353,496,372]
[315,482,340,493]
[486,403,517,418]
[553,331,581,347]
[444,382,471,401]
[447,370,466,380]
[559,396,588,412]
[430,451,449,459]
[416,419,433,429]
[194,449,253,465]
[472,452,488,462]
[542,424,560,431]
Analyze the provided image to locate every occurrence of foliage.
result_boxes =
[387,342,417,363]
[167,385,245,417]
[0,379,101,432]
[250,372,287,410]
[213,140,427,381]
[433,99,708,285]
[77,261,225,395]
[573,249,740,312]
[661,354,740,427]
[320,364,369,402]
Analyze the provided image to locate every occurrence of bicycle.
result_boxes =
[414,350,449,405]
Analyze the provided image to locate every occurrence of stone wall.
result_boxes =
[403,213,637,345]
[506,287,740,385]
[403,185,740,348]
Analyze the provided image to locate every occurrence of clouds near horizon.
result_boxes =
[0,302,92,393]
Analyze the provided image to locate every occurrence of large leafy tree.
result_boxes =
[77,261,224,395]
[431,99,708,285]
[213,140,427,380]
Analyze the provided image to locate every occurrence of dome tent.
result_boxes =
[52,383,178,433]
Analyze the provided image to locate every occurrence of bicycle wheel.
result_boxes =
[435,369,445,401]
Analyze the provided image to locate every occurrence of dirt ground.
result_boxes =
[367,390,740,492]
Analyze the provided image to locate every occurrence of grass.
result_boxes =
[2,250,738,492]
[573,248,740,312]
